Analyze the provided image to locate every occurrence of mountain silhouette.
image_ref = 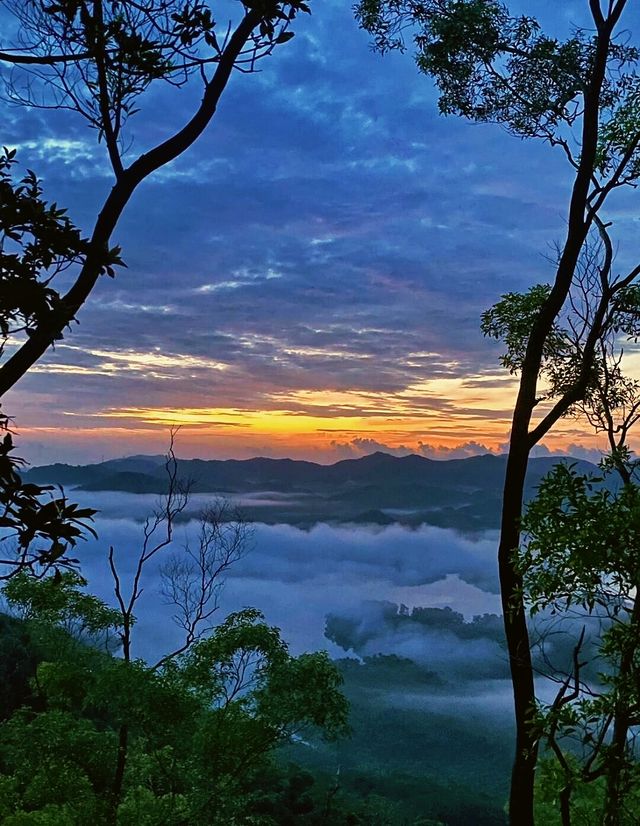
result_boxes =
[24,451,599,531]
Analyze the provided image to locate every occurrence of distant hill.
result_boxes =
[24,451,599,531]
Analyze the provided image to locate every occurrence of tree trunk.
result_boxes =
[499,433,537,825]
[498,17,617,821]
[602,593,640,825]
[108,723,129,825]
[108,616,132,823]
[559,783,572,826]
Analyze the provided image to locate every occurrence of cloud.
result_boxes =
[63,492,592,687]
[327,436,606,463]
[416,441,497,459]
[329,437,499,461]
[329,437,415,458]
[532,442,605,463]
[66,492,501,663]
[2,0,594,462]
[325,601,508,680]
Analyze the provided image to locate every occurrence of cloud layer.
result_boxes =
[67,493,501,662]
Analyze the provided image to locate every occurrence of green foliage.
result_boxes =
[257,649,350,740]
[480,272,640,417]
[480,282,606,407]
[535,755,640,826]
[481,284,559,373]
[520,462,640,613]
[596,78,640,178]
[356,0,640,162]
[4,572,122,635]
[0,573,348,824]
[0,615,38,721]
[1,709,114,817]
[0,428,97,577]
[520,458,640,821]
[610,283,640,341]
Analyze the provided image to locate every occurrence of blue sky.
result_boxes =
[3,0,639,464]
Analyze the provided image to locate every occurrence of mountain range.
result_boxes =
[24,451,599,532]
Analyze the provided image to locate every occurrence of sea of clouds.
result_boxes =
[65,490,502,668]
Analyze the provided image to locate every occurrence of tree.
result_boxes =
[103,438,252,818]
[522,460,640,826]
[516,318,640,826]
[0,584,348,824]
[0,0,310,395]
[0,0,310,579]
[355,1,640,822]
[0,537,348,823]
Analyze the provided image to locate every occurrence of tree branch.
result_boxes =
[0,8,261,398]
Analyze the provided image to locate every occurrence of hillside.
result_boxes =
[24,452,599,532]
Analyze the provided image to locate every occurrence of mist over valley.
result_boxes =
[14,450,603,823]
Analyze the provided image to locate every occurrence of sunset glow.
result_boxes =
[14,370,610,465]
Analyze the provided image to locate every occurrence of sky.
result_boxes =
[3,0,640,465]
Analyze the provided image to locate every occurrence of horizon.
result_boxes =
[25,444,602,469]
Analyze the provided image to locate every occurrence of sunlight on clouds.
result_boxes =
[22,386,607,462]
[85,347,228,372]
[36,345,229,375]
[196,281,245,292]
[99,299,176,314]
[74,402,517,459]
[95,406,409,435]
[70,367,520,453]
[31,364,113,377]
[20,330,527,456]
[89,376,517,447]
[234,334,372,361]
[403,374,518,411]
[273,372,517,417]
[617,348,640,377]
[196,267,282,293]
[269,389,392,412]
[285,346,371,359]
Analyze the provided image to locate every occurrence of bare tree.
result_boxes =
[108,437,190,663]
[156,500,252,668]
[105,434,252,818]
